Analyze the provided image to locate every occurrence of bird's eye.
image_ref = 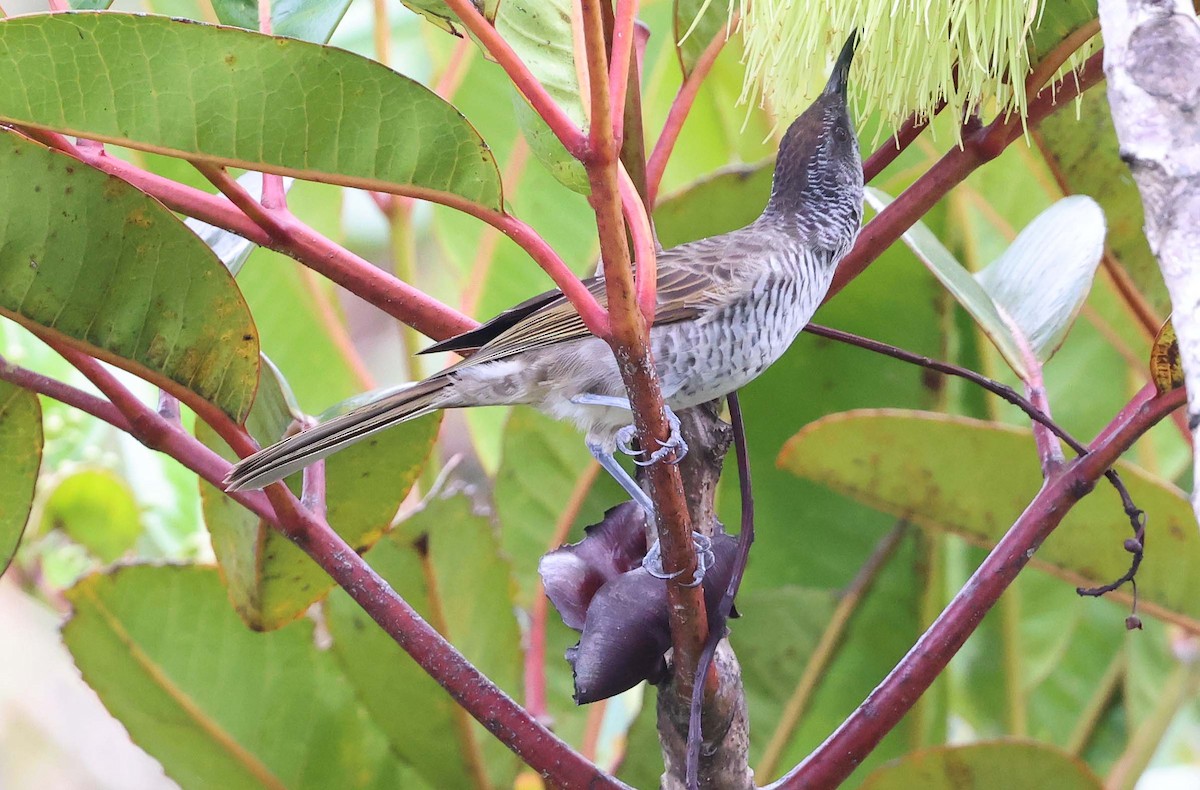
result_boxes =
[833,126,848,142]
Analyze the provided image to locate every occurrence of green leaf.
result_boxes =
[63,565,418,789]
[673,0,730,76]
[865,187,1029,380]
[1037,89,1170,316]
[327,495,523,789]
[496,0,589,193]
[654,160,774,247]
[0,13,503,209]
[197,359,438,629]
[208,0,353,43]
[860,741,1102,790]
[41,470,142,563]
[779,410,1200,629]
[0,381,41,575]
[0,130,259,422]
[975,196,1106,364]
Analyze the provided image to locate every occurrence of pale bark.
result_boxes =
[1099,0,1200,521]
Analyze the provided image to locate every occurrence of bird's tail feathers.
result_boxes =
[224,377,450,492]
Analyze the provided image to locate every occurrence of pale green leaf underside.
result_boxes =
[0,381,42,576]
[0,13,502,209]
[63,565,412,789]
[865,187,1030,379]
[975,195,1106,364]
[0,131,259,421]
[780,410,1200,630]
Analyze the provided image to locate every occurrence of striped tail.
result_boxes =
[223,377,450,492]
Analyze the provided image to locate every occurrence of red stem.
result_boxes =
[646,22,732,205]
[443,0,587,159]
[608,0,638,146]
[619,162,658,322]
[861,101,943,183]
[0,349,276,521]
[579,0,708,697]
[772,385,1186,789]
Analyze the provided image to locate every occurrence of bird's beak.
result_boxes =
[822,31,858,98]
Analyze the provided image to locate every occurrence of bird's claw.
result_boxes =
[617,408,689,467]
[642,532,714,587]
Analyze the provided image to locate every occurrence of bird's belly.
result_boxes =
[654,277,816,408]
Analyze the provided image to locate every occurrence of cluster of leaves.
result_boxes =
[0,0,1197,788]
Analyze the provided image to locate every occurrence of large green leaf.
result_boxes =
[198,360,438,629]
[860,741,1102,790]
[327,495,523,790]
[0,13,502,209]
[209,0,353,43]
[779,410,1200,629]
[0,130,259,422]
[0,380,41,575]
[40,470,142,563]
[495,0,589,193]
[63,565,418,789]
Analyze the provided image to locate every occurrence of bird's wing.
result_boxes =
[426,233,746,370]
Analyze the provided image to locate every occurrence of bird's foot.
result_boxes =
[642,532,715,587]
[617,407,689,467]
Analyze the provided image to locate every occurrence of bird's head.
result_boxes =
[763,32,863,251]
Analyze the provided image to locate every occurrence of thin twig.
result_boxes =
[804,323,1148,597]
[579,0,707,692]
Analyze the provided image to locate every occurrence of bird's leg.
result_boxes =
[570,393,689,466]
[585,438,657,516]
[577,393,709,584]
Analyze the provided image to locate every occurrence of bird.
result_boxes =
[226,33,863,565]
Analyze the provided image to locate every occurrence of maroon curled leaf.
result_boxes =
[539,502,649,630]
[540,503,740,704]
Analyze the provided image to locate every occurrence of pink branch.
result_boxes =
[5,343,276,521]
[439,193,611,338]
[0,354,129,431]
[608,0,639,146]
[257,0,271,34]
[646,21,732,205]
[618,162,658,321]
[21,128,476,340]
[443,0,588,159]
[773,385,1186,789]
